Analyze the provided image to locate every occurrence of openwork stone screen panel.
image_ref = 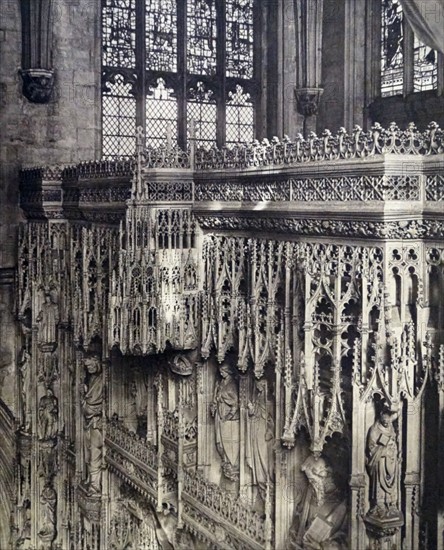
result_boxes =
[291,175,421,202]
[425,174,444,201]
[145,181,193,202]
[195,180,291,202]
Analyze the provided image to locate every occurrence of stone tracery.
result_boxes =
[10,123,444,549]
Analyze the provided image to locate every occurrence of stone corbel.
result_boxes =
[294,87,324,118]
[20,0,55,103]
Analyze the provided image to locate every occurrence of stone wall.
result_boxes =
[0,0,101,420]
[0,0,101,268]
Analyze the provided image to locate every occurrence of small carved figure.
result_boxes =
[288,454,347,550]
[211,363,240,480]
[82,355,104,494]
[246,378,275,502]
[38,483,57,542]
[366,410,400,517]
[38,388,58,440]
[36,292,59,348]
[19,349,32,431]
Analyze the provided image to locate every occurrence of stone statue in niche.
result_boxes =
[211,363,240,481]
[20,348,32,431]
[82,354,104,494]
[288,454,347,550]
[38,482,57,544]
[36,291,59,351]
[246,378,275,504]
[38,353,59,387]
[366,409,401,519]
[38,388,58,441]
[16,499,31,548]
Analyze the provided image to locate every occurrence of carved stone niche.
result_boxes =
[364,408,404,540]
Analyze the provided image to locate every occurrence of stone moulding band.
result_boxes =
[195,214,444,240]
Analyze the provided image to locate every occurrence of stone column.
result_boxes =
[293,0,324,136]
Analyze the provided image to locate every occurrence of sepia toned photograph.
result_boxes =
[0,0,443,548]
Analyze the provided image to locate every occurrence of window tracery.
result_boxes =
[102,0,256,158]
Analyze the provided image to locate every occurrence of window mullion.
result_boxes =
[216,0,226,147]
[135,0,146,135]
[177,0,187,149]
[437,52,444,96]
[403,20,414,96]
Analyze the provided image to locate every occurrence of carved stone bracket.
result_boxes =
[364,510,404,540]
[295,87,324,117]
[20,68,55,104]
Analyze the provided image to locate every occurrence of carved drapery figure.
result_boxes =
[82,355,104,494]
[20,349,32,431]
[246,378,275,501]
[288,455,347,550]
[38,483,57,543]
[36,292,59,349]
[366,410,400,517]
[38,388,58,440]
[211,363,240,480]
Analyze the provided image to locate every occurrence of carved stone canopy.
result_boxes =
[20,69,55,104]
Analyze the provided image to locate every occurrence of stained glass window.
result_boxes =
[187,82,217,147]
[381,0,404,97]
[146,79,178,147]
[226,85,254,144]
[102,0,136,69]
[187,0,217,75]
[102,74,137,158]
[413,37,437,92]
[226,0,254,78]
[146,0,177,72]
[380,0,440,97]
[102,0,256,157]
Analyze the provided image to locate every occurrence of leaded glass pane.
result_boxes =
[226,0,254,78]
[146,79,178,147]
[146,0,177,72]
[102,75,137,158]
[381,0,404,97]
[187,82,217,147]
[413,36,437,92]
[226,85,254,144]
[102,0,136,69]
[187,0,217,75]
